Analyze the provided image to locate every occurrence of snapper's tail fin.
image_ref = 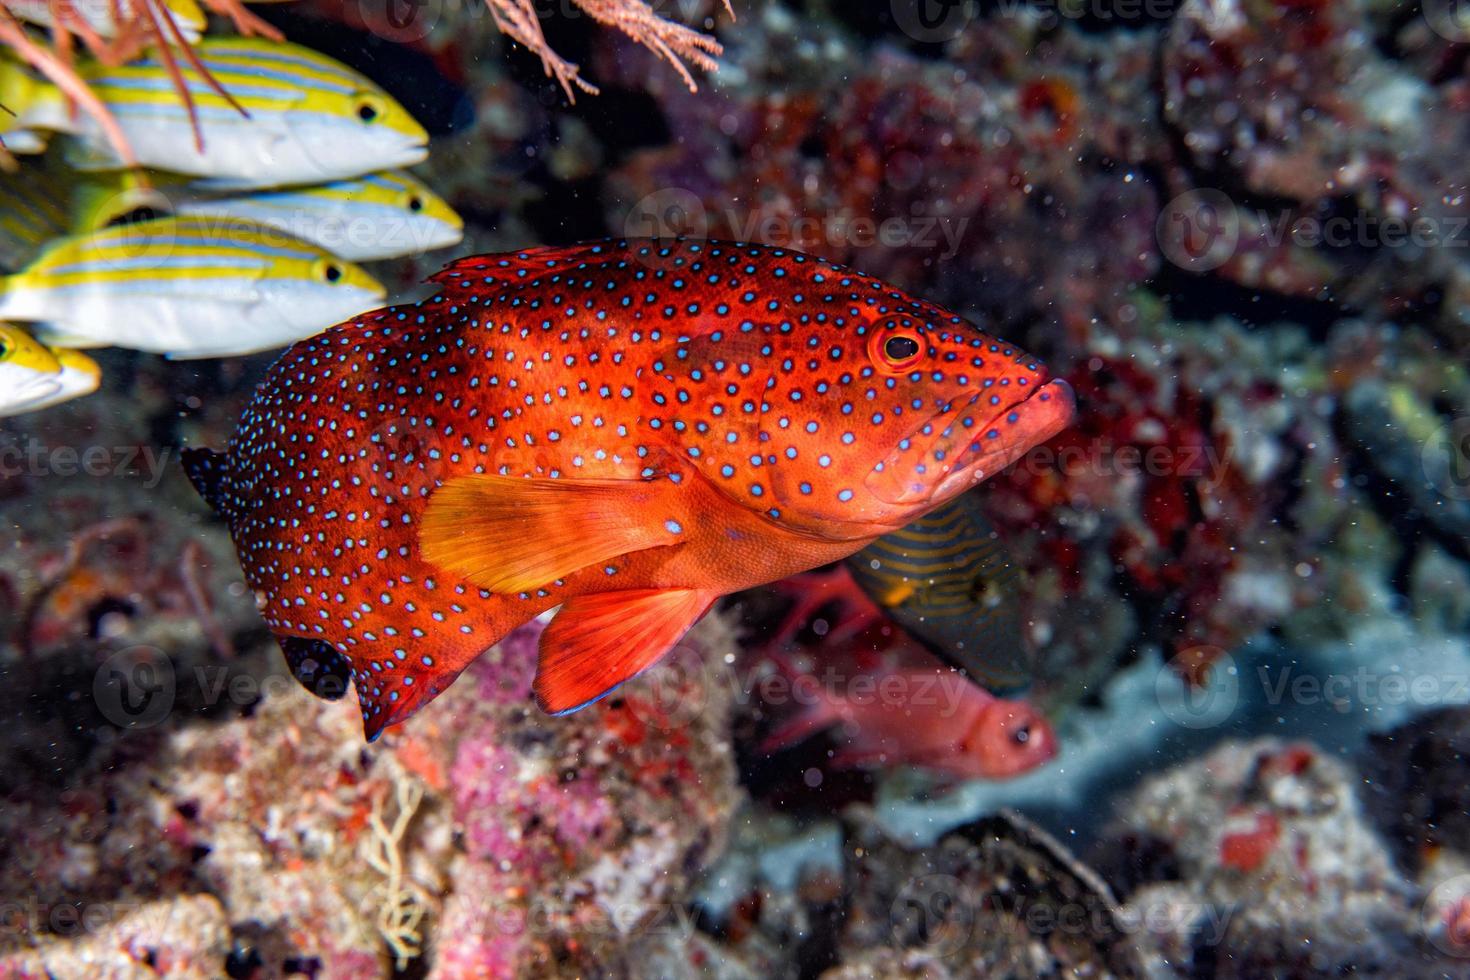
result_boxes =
[0,48,75,141]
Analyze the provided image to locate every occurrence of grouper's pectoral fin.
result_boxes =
[418,474,683,594]
[534,588,718,715]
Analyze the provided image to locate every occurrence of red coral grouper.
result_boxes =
[184,239,1074,740]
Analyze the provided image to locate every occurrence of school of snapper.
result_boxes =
[0,28,463,413]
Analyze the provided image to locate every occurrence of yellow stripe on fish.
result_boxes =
[0,161,72,270]
[848,492,1033,691]
[175,172,464,261]
[63,170,463,261]
[7,0,205,40]
[0,216,386,358]
[16,38,429,189]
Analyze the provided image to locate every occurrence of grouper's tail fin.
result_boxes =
[182,447,231,517]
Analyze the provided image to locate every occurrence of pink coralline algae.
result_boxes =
[0,608,741,978]
[451,735,616,867]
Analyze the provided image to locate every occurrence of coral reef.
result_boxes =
[2,0,1469,974]
[1095,737,1448,977]
[835,811,1151,978]
[0,609,740,977]
[1,894,232,979]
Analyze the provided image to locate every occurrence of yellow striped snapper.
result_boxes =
[174,172,465,261]
[73,170,464,261]
[7,38,429,188]
[25,346,102,412]
[0,54,51,155]
[0,216,386,359]
[847,492,1034,692]
[0,324,99,416]
[7,0,205,41]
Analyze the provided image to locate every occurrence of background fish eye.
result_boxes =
[313,260,344,284]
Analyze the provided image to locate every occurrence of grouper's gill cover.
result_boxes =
[184,238,1075,740]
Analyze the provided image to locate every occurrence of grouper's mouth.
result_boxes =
[865,378,1076,509]
[931,378,1076,500]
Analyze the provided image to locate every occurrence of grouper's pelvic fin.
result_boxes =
[182,447,232,517]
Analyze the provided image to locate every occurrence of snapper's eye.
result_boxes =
[407,195,424,213]
[1012,723,1031,746]
[313,259,345,284]
[355,96,384,124]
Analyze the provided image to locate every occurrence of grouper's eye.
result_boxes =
[885,335,919,360]
[869,325,926,374]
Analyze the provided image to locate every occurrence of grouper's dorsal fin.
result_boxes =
[429,241,625,290]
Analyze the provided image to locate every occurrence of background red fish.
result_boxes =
[185,238,1074,739]
[757,646,1058,781]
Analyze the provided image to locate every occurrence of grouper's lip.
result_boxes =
[928,377,1076,503]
